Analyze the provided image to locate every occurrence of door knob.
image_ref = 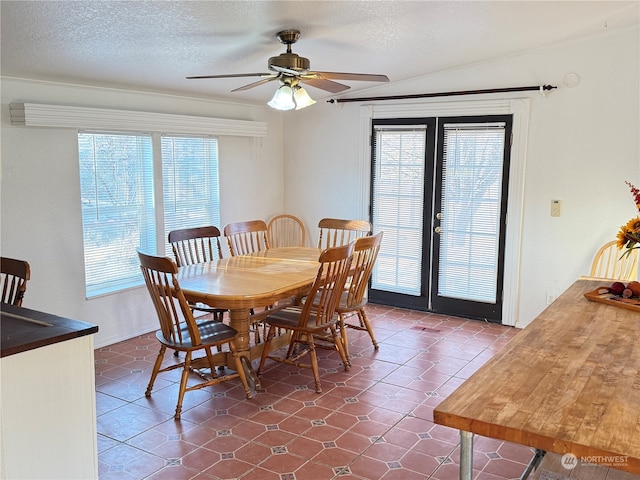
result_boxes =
[434,226,442,234]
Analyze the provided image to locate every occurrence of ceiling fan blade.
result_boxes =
[270,65,305,77]
[306,71,390,83]
[186,73,272,80]
[232,76,279,92]
[299,77,351,93]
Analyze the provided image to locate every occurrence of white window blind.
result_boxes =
[162,135,220,256]
[78,132,155,296]
[371,126,427,295]
[438,122,506,303]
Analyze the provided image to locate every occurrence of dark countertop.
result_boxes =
[1,303,98,358]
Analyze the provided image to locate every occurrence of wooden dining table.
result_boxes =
[176,246,321,388]
[433,277,640,478]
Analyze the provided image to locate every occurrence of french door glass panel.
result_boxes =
[371,124,429,297]
[369,115,511,322]
[437,122,506,303]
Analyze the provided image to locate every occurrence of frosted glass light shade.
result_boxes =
[267,85,296,110]
[294,87,316,110]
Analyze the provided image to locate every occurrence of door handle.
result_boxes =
[436,212,443,220]
[434,226,442,234]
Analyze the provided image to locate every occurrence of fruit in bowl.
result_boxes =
[609,282,626,295]
[608,281,640,299]
[627,281,640,296]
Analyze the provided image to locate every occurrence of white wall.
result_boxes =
[1,24,638,345]
[0,79,285,347]
[282,24,640,328]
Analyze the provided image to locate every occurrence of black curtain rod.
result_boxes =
[327,84,557,104]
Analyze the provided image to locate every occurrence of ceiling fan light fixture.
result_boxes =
[267,78,315,111]
[267,84,296,110]
[293,85,316,110]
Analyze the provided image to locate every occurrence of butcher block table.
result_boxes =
[433,277,640,479]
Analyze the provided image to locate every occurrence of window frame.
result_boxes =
[78,131,220,298]
[359,99,531,326]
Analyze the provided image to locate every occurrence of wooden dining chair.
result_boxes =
[267,214,306,248]
[589,240,638,280]
[334,232,384,365]
[1,257,31,306]
[168,226,226,322]
[317,217,372,249]
[138,250,252,419]
[257,242,355,393]
[224,219,270,256]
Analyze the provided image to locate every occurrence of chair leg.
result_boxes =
[338,314,350,367]
[253,322,262,344]
[146,345,166,396]
[229,341,252,399]
[257,325,276,375]
[174,351,192,420]
[307,338,322,394]
[330,325,350,372]
[358,308,379,350]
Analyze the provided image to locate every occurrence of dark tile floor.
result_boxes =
[95,304,536,479]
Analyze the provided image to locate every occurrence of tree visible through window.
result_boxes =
[78,132,219,297]
[162,135,220,256]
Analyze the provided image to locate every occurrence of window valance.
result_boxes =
[9,102,267,137]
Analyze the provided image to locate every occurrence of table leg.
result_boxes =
[460,430,474,480]
[228,308,252,353]
[519,449,546,480]
[228,308,260,390]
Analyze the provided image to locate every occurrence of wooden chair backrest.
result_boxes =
[267,214,306,248]
[298,242,354,329]
[0,257,30,306]
[317,218,372,249]
[224,220,269,256]
[138,250,202,346]
[343,232,384,309]
[589,240,638,281]
[168,226,223,267]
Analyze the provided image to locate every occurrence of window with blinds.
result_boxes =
[162,135,220,256]
[371,125,427,296]
[437,122,506,303]
[78,132,220,297]
[78,132,155,296]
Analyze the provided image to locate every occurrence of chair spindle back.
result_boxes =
[224,220,269,256]
[267,214,306,248]
[1,257,31,306]
[300,242,355,328]
[168,226,223,267]
[317,218,372,249]
[138,251,201,346]
[344,232,384,309]
[589,240,638,281]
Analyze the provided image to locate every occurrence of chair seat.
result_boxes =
[157,320,239,351]
[266,307,337,332]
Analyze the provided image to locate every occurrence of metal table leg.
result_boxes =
[519,449,546,480]
[460,430,474,480]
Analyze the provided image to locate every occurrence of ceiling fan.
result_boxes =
[186,29,389,110]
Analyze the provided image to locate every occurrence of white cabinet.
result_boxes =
[1,306,98,479]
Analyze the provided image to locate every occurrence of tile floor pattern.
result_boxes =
[95,305,536,480]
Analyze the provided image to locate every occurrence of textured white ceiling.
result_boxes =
[1,1,638,105]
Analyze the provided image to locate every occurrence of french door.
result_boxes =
[369,115,512,323]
